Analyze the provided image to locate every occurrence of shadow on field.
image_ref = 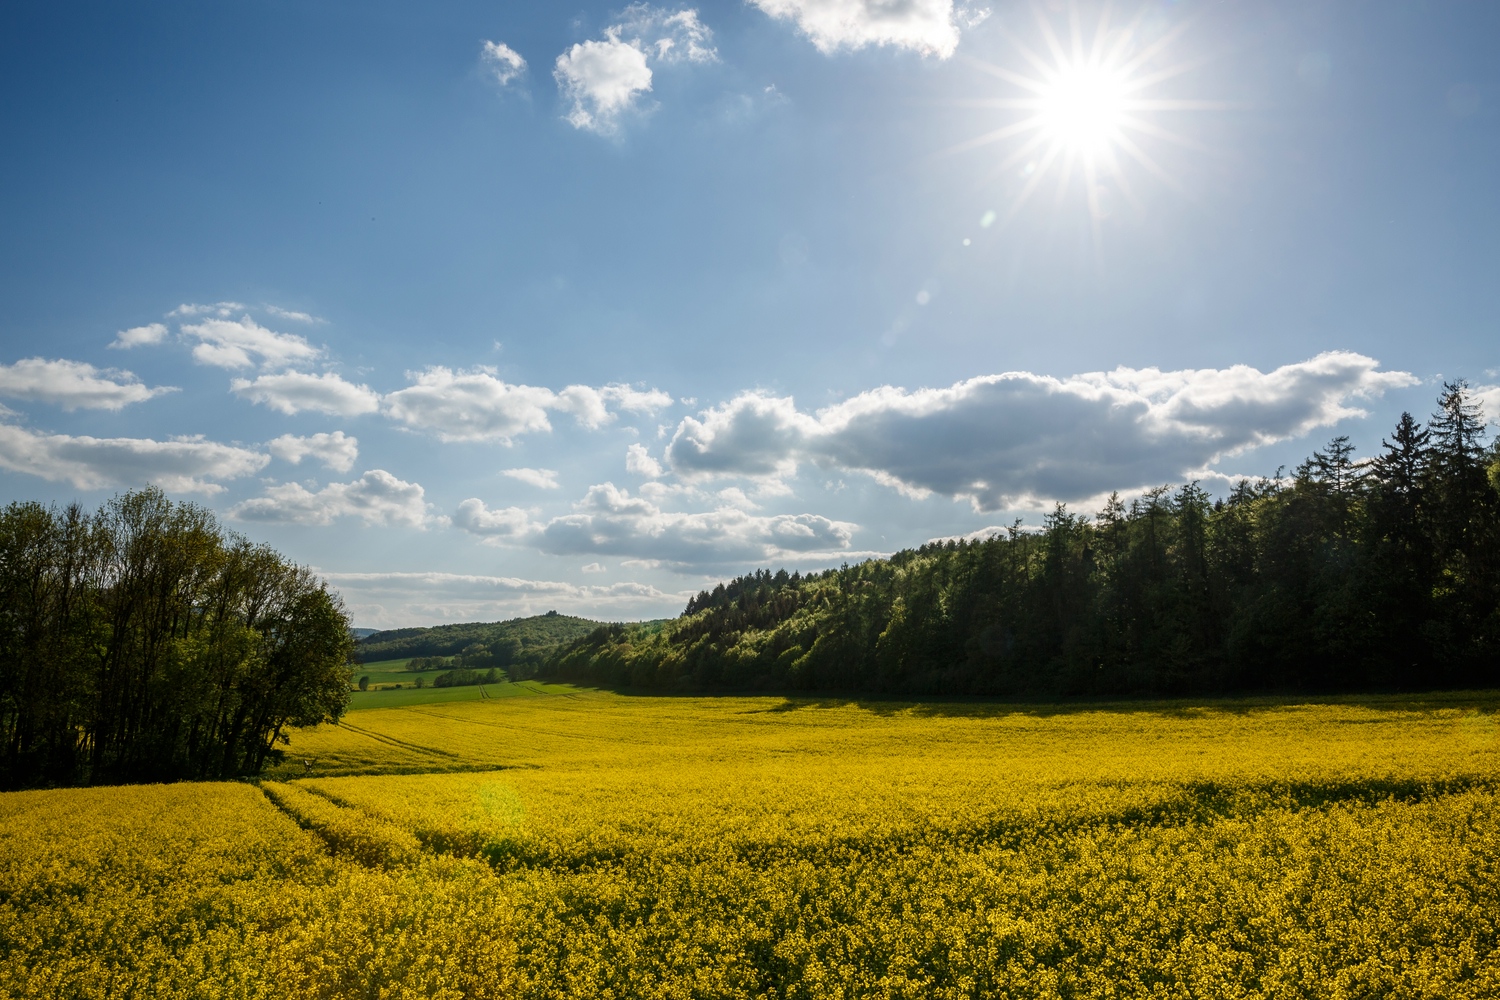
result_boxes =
[730,688,1500,720]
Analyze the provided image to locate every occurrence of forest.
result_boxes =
[0,487,353,789]
[543,382,1500,697]
[356,612,597,678]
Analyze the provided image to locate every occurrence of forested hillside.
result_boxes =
[357,612,602,678]
[543,382,1500,697]
[0,488,353,789]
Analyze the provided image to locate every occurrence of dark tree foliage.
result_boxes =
[432,667,501,688]
[542,384,1500,697]
[0,487,354,788]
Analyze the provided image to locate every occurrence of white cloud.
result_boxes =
[1475,385,1500,426]
[382,367,670,443]
[503,467,561,489]
[482,40,528,85]
[169,302,245,318]
[555,37,653,132]
[263,305,326,325]
[554,5,716,133]
[231,371,381,416]
[665,352,1418,511]
[750,0,963,58]
[616,6,717,64]
[604,383,675,412]
[266,431,359,473]
[180,315,321,369]
[626,442,664,478]
[553,384,615,429]
[110,323,169,349]
[384,368,557,443]
[229,470,435,527]
[318,570,687,628]
[0,358,176,411]
[452,497,536,538]
[0,423,267,493]
[667,393,814,479]
[715,486,759,510]
[454,482,857,570]
[553,383,674,428]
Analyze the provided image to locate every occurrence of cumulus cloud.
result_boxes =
[110,323,169,349]
[554,5,716,133]
[384,368,557,443]
[0,423,267,493]
[180,315,321,369]
[626,442,664,478]
[482,40,528,85]
[750,0,964,58]
[229,470,435,527]
[555,36,653,132]
[231,371,381,416]
[668,393,813,479]
[266,431,359,473]
[318,570,687,628]
[554,383,675,428]
[503,467,561,489]
[665,352,1417,511]
[382,367,670,443]
[453,482,857,570]
[0,358,176,411]
[453,497,537,537]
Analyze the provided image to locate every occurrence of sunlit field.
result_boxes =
[5,690,1500,999]
[345,659,574,710]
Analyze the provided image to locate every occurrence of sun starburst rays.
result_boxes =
[950,3,1225,235]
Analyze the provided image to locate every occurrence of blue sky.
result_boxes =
[1,0,1496,627]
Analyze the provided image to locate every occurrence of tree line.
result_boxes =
[0,487,354,789]
[542,382,1500,697]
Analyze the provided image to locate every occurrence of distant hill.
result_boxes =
[350,627,380,639]
[356,612,602,664]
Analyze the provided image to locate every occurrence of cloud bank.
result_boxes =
[0,424,267,493]
[321,570,688,628]
[454,482,856,569]
[665,352,1417,510]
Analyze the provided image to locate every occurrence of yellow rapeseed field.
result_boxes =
[4,691,1500,998]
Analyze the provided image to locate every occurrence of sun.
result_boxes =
[950,3,1223,229]
[1037,62,1128,156]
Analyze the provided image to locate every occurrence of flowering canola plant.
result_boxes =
[4,691,1500,998]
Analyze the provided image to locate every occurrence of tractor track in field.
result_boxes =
[335,719,468,761]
